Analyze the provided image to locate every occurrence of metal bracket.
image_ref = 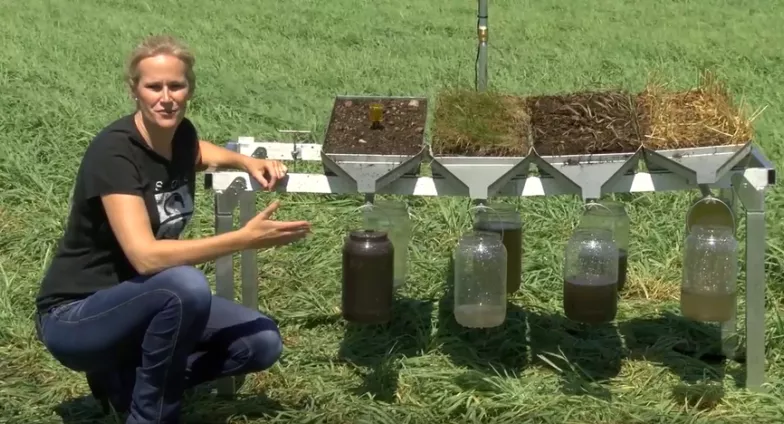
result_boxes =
[278,129,312,161]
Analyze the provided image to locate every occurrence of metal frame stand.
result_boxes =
[206,140,774,396]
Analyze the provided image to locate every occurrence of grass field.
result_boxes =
[2,0,784,422]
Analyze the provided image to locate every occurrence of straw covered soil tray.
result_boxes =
[638,72,757,149]
[322,97,428,155]
[528,90,646,156]
[431,88,530,157]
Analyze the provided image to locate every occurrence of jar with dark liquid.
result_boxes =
[580,200,630,292]
[681,225,738,322]
[562,228,619,324]
[342,230,395,324]
[473,203,523,294]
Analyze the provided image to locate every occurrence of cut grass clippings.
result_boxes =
[431,88,530,157]
[639,71,763,149]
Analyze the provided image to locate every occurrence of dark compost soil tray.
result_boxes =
[528,90,646,156]
[322,97,428,156]
[431,89,530,157]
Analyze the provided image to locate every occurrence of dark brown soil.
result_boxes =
[528,91,646,156]
[431,89,530,157]
[323,97,427,155]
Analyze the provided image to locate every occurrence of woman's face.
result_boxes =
[133,54,191,130]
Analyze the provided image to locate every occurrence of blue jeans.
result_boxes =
[37,266,283,424]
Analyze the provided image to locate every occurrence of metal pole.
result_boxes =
[476,0,488,92]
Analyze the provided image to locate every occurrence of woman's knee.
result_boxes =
[148,266,212,315]
[242,326,283,372]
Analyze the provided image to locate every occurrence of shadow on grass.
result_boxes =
[619,311,743,409]
[53,389,286,424]
[528,312,623,400]
[337,295,433,403]
[435,255,623,400]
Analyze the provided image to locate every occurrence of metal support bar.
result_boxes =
[716,188,739,361]
[213,187,240,396]
[731,172,768,392]
[476,0,488,91]
[239,191,259,311]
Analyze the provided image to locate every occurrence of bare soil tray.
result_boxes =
[431,88,530,157]
[638,72,756,150]
[528,90,646,156]
[322,96,428,156]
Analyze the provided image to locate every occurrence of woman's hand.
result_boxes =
[240,200,311,249]
[243,158,288,190]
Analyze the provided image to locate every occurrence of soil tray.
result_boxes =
[638,73,756,150]
[528,90,645,156]
[320,96,429,193]
[322,96,428,156]
[431,89,530,157]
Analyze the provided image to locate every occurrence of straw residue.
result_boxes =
[639,72,761,149]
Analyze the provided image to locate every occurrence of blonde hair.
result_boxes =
[125,35,196,94]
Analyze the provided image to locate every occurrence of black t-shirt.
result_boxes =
[35,113,200,314]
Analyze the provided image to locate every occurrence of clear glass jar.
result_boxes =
[681,225,739,322]
[453,230,507,328]
[580,200,630,291]
[562,228,619,324]
[472,203,523,294]
[362,200,412,289]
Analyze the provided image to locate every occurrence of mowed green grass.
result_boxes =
[2,0,784,422]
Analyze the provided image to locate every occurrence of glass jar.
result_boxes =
[681,225,739,322]
[362,200,412,289]
[580,200,631,292]
[472,203,523,294]
[562,228,619,324]
[342,230,395,324]
[453,230,507,328]
[686,195,736,234]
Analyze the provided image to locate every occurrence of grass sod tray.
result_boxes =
[639,72,759,150]
[430,88,530,157]
[322,96,428,156]
[527,90,646,157]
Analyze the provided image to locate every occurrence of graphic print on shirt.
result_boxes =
[154,180,193,239]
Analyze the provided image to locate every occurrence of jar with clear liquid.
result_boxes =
[472,203,523,294]
[562,228,619,324]
[580,200,630,291]
[362,200,412,289]
[681,224,738,322]
[453,230,507,328]
[342,230,395,324]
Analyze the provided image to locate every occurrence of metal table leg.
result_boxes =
[213,189,239,397]
[717,188,739,360]
[731,173,768,391]
[239,191,259,311]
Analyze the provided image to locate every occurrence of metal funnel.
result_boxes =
[430,155,531,200]
[534,149,642,200]
[321,151,426,194]
[643,143,753,185]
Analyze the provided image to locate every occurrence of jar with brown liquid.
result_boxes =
[580,200,630,291]
[562,227,619,324]
[472,203,523,294]
[681,224,738,322]
[342,230,395,324]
